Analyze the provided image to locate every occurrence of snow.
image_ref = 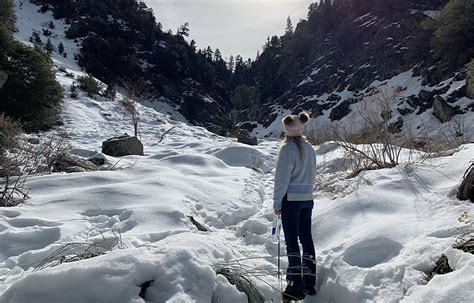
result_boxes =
[1,1,474,302]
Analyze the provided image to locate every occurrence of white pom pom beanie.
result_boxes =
[282,112,310,137]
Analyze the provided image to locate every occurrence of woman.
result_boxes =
[273,112,317,300]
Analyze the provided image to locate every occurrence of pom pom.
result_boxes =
[283,115,294,126]
[298,112,310,124]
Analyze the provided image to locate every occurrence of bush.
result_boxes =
[1,128,72,207]
[0,113,20,151]
[77,74,102,97]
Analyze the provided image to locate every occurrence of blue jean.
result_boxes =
[281,196,316,289]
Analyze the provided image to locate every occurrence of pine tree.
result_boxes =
[31,30,42,46]
[177,22,189,37]
[214,48,222,62]
[285,16,294,35]
[45,38,54,54]
[57,42,64,54]
[228,55,235,72]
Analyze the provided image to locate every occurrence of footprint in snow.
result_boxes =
[5,218,62,228]
[0,210,21,218]
[81,208,137,235]
[0,227,61,262]
[343,237,402,268]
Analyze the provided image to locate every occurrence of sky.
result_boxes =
[144,0,314,60]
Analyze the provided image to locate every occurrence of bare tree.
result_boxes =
[122,81,145,138]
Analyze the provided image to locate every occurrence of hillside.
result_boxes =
[12,0,473,141]
[243,0,474,142]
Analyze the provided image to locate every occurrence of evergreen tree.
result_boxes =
[0,41,63,131]
[432,0,474,66]
[214,48,222,62]
[190,39,196,50]
[45,38,54,54]
[57,42,64,54]
[177,22,190,37]
[285,16,294,35]
[228,55,235,72]
[30,31,42,46]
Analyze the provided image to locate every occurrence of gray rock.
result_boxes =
[102,134,144,156]
[88,153,107,166]
[53,154,97,173]
[27,138,40,145]
[432,95,456,123]
[237,130,258,146]
[457,164,473,202]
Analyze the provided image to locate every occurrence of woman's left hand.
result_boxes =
[274,208,282,215]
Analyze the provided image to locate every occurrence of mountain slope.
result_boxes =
[244,0,474,141]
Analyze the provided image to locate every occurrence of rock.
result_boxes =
[53,154,97,173]
[457,164,473,202]
[88,153,107,166]
[432,95,456,123]
[418,90,435,103]
[27,138,40,145]
[388,118,403,134]
[237,130,258,146]
[102,134,144,156]
[330,100,352,121]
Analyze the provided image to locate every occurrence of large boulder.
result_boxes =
[237,130,258,146]
[102,134,143,156]
[432,96,456,123]
[457,164,473,202]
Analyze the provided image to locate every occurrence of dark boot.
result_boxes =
[303,285,317,296]
[282,287,305,301]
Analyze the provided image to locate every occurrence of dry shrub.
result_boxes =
[214,267,265,303]
[426,254,453,282]
[1,120,72,207]
[34,227,126,272]
[454,211,473,254]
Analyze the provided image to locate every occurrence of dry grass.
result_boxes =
[34,227,126,272]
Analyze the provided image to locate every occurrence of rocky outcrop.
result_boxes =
[432,96,456,123]
[179,94,232,136]
[457,164,473,202]
[330,100,352,121]
[102,134,143,156]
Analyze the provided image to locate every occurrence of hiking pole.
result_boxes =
[272,215,282,295]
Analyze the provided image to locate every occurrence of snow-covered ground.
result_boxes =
[1,1,473,302]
